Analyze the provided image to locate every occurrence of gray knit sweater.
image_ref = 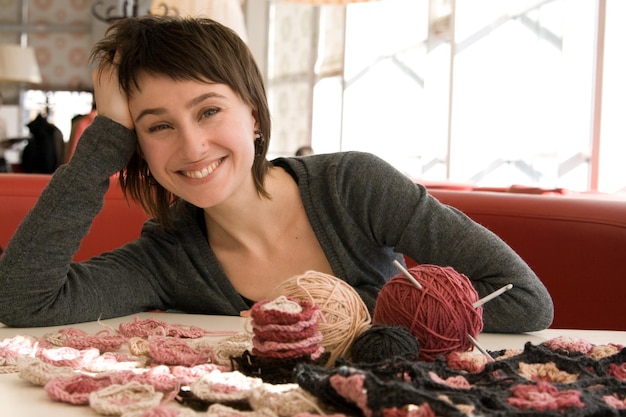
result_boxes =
[0,116,553,332]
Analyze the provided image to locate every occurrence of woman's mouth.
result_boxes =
[181,158,223,179]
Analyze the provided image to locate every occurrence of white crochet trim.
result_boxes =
[89,381,163,415]
[248,383,326,417]
[17,355,75,386]
[206,403,279,417]
[261,296,302,314]
[190,370,262,402]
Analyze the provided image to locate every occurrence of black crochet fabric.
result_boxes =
[295,342,626,417]
[232,349,330,384]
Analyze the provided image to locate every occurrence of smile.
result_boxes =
[181,158,223,179]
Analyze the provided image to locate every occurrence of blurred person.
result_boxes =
[295,145,314,157]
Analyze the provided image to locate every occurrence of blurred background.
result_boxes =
[1,0,624,194]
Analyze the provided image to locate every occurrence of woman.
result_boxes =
[0,16,553,332]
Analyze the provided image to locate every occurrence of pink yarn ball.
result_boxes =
[373,264,483,361]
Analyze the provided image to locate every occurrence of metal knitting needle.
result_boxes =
[473,284,513,308]
[467,334,494,362]
[392,259,423,289]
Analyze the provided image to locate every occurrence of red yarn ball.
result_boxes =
[373,264,483,361]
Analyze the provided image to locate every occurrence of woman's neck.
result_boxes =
[203,166,299,252]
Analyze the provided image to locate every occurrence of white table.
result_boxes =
[1,312,625,416]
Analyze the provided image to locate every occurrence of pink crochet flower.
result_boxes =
[445,350,488,373]
[508,382,584,411]
[428,371,471,389]
[382,404,436,417]
[329,373,372,417]
[250,296,318,325]
[603,393,626,410]
[542,336,593,355]
[608,362,626,380]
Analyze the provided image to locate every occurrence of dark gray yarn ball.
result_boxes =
[350,323,420,364]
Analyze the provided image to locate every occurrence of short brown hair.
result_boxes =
[91,16,272,226]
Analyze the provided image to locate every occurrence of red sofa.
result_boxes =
[427,189,626,331]
[0,174,148,262]
[1,174,625,331]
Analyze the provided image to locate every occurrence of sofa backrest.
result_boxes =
[0,173,148,261]
[428,189,626,331]
[2,173,625,330]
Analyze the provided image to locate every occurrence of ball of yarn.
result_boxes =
[373,264,483,361]
[268,270,371,366]
[350,324,419,364]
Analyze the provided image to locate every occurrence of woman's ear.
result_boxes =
[252,109,260,131]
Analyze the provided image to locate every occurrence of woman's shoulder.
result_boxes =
[273,151,390,177]
[273,151,413,203]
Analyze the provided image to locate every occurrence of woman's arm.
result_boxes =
[0,117,167,327]
[399,198,554,333]
[338,152,554,333]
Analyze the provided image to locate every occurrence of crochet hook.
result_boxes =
[468,334,494,362]
[473,284,513,308]
[392,259,423,289]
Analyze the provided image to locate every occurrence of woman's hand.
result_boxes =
[92,62,134,131]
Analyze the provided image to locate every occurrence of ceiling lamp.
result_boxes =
[0,44,42,85]
[278,0,377,3]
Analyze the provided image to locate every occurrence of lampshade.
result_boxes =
[149,0,248,42]
[0,45,42,84]
[279,0,376,3]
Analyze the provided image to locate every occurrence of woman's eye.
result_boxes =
[148,124,171,133]
[201,108,219,119]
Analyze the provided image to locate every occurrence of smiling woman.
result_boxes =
[0,16,553,336]
[125,77,259,213]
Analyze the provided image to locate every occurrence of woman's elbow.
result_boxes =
[482,295,554,333]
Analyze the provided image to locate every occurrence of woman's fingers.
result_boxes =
[92,63,134,131]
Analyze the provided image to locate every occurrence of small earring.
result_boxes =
[254,130,265,157]
[145,169,158,186]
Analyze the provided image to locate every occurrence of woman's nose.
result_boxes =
[177,124,208,159]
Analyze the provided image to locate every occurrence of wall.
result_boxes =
[0,0,100,94]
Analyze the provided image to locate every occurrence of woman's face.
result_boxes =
[129,74,259,209]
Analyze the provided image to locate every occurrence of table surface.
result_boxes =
[1,312,625,416]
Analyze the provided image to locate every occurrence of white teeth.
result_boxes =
[182,159,222,179]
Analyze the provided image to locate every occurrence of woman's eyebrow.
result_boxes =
[134,92,228,123]
[134,107,166,123]
[187,92,227,109]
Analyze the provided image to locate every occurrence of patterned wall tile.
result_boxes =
[28,0,92,91]
[0,0,19,22]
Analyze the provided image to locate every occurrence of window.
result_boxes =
[23,90,93,143]
[265,0,625,195]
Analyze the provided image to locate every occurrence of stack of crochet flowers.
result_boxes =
[232,295,329,384]
[249,295,324,361]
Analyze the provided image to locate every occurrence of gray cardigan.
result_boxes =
[0,116,553,332]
